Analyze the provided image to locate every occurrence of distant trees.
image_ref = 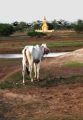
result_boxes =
[31,20,42,30]
[47,22,54,30]
[13,21,27,31]
[73,19,83,33]
[51,19,72,30]
[30,19,72,30]
[17,22,27,31]
[0,19,83,36]
[0,23,14,36]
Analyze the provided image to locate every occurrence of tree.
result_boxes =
[74,19,83,33]
[0,23,14,36]
[26,23,32,29]
[51,20,58,30]
[12,21,18,26]
[31,20,42,30]
[17,22,27,31]
[47,22,54,30]
[51,19,72,30]
[12,21,19,32]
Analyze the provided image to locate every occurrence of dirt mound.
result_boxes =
[59,48,83,63]
[40,48,83,78]
[48,48,83,66]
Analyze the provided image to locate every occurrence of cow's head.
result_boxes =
[41,43,50,54]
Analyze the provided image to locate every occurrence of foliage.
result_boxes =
[12,21,27,31]
[12,19,73,31]
[74,19,83,33]
[27,31,47,37]
[51,19,72,30]
[0,23,14,36]
[32,20,42,30]
[12,21,18,26]
[1,19,83,34]
[17,21,27,31]
[47,22,54,30]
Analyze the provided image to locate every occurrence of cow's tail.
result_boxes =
[22,48,30,75]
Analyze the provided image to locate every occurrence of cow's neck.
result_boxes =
[41,46,46,55]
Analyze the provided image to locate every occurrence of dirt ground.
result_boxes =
[0,48,83,120]
[0,30,83,54]
[0,31,83,119]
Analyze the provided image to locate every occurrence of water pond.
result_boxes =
[0,52,69,59]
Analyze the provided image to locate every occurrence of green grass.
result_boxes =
[47,41,83,47]
[65,62,83,67]
[0,37,83,51]
[0,72,29,89]
[0,35,29,41]
[0,71,83,90]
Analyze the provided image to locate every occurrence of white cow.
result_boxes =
[22,43,50,84]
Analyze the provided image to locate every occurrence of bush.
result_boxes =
[27,31,47,37]
[0,23,14,36]
[74,25,83,33]
[74,20,83,33]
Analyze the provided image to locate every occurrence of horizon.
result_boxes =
[0,17,82,24]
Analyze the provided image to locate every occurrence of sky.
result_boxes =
[0,0,83,23]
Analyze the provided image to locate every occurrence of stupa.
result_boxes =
[42,17,48,32]
[35,17,54,32]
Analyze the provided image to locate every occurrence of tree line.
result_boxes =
[0,19,83,36]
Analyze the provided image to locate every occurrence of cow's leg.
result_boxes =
[22,48,28,84]
[27,53,33,82]
[28,59,33,82]
[37,62,40,81]
[34,63,37,80]
[22,60,26,84]
[29,63,33,82]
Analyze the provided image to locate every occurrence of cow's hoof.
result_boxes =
[34,77,37,81]
[23,83,25,85]
[31,79,33,82]
[37,78,40,81]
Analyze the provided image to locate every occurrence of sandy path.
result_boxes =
[0,66,22,83]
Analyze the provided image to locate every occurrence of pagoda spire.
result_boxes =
[42,17,48,32]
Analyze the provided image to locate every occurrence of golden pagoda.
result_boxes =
[42,17,48,32]
[35,17,54,32]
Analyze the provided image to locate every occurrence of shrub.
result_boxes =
[27,31,47,37]
[0,23,14,36]
[74,24,83,33]
[74,20,83,33]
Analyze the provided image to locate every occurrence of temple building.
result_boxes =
[35,17,54,32]
[42,17,48,32]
